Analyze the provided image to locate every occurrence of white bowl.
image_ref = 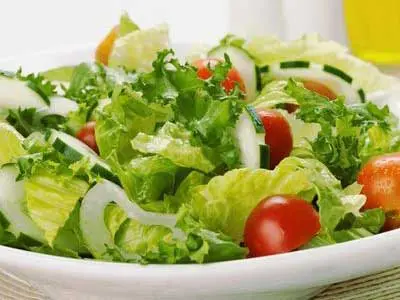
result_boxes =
[1,46,400,300]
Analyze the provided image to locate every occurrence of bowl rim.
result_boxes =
[0,228,400,290]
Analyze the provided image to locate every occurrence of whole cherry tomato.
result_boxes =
[244,195,320,257]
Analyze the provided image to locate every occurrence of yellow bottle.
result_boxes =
[344,0,400,65]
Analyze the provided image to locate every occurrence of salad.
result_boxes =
[0,13,399,264]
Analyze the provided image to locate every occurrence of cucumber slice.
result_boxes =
[47,130,118,183]
[208,45,258,101]
[0,164,45,242]
[235,106,266,169]
[262,61,366,103]
[259,144,270,169]
[0,76,47,110]
[80,180,182,258]
[38,96,79,117]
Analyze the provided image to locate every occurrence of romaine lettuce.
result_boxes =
[191,157,315,242]
[24,170,89,245]
[0,122,26,165]
[131,122,215,173]
[96,91,157,163]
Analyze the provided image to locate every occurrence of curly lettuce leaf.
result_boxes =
[286,79,399,186]
[6,107,65,137]
[96,91,156,163]
[132,50,244,170]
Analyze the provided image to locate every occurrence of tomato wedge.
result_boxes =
[258,110,293,169]
[76,121,99,154]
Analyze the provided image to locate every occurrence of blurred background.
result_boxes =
[0,0,398,67]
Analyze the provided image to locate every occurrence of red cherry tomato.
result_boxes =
[258,110,293,169]
[285,80,337,113]
[76,121,99,154]
[244,195,320,257]
[358,153,400,230]
[192,58,246,94]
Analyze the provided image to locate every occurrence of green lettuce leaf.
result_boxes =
[132,50,244,170]
[115,219,173,262]
[252,80,298,110]
[0,122,26,165]
[245,33,398,92]
[96,91,156,163]
[286,79,399,186]
[112,155,179,208]
[164,171,208,213]
[108,204,246,264]
[131,122,215,173]
[6,107,65,137]
[118,12,139,37]
[51,201,89,256]
[104,203,127,240]
[41,66,76,82]
[24,170,89,245]
[191,157,315,242]
[305,209,385,248]
[15,69,57,105]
